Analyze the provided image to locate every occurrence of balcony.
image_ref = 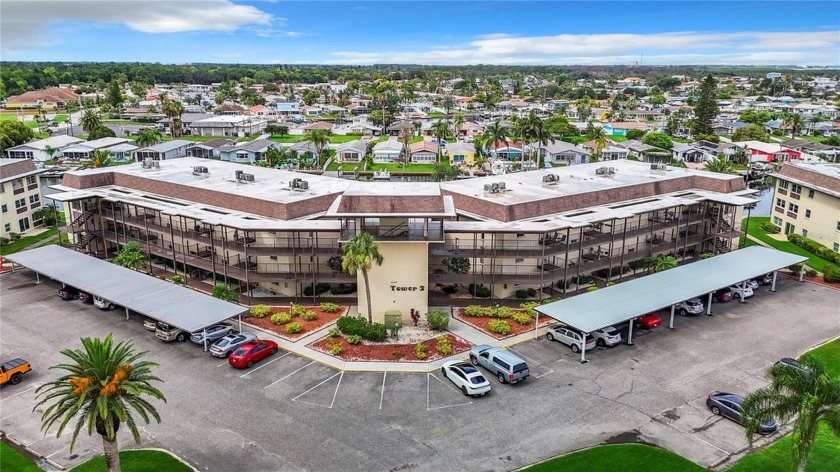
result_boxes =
[341,222,444,242]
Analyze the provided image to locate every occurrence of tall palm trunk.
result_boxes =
[101,435,121,472]
[362,269,373,324]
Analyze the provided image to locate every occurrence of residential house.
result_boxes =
[303,121,334,133]
[783,139,840,162]
[671,143,708,163]
[189,115,268,137]
[157,113,216,135]
[0,159,45,238]
[617,140,661,160]
[342,121,381,136]
[733,141,800,163]
[489,141,525,160]
[5,135,84,161]
[539,141,590,165]
[276,102,301,117]
[216,104,245,115]
[61,137,133,161]
[300,105,322,117]
[186,139,236,159]
[290,140,321,158]
[602,122,648,137]
[446,142,475,166]
[372,139,404,163]
[409,140,439,164]
[133,140,193,161]
[599,146,630,161]
[335,140,368,163]
[105,143,142,162]
[387,121,416,138]
[770,162,840,252]
[247,105,278,118]
[456,121,484,139]
[4,87,79,110]
[346,104,371,115]
[218,139,280,164]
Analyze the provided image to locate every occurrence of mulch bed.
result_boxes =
[244,306,347,340]
[308,333,472,362]
[779,271,840,290]
[453,307,556,340]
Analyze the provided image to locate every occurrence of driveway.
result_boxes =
[1,271,838,471]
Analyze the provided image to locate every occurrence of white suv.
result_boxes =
[591,326,622,347]
[546,324,597,353]
[674,298,704,316]
[728,284,754,301]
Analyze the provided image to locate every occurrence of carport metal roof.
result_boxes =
[535,246,807,334]
[5,245,247,333]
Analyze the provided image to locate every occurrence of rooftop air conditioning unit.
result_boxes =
[595,167,609,175]
[235,170,244,180]
[192,166,209,175]
[243,173,255,182]
[497,182,506,190]
[483,183,493,192]
[650,163,667,172]
[542,174,559,184]
[153,160,160,168]
[142,158,154,169]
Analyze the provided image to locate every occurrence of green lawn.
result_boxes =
[268,134,363,144]
[741,217,834,272]
[610,135,628,142]
[0,226,60,256]
[796,135,828,144]
[54,114,69,123]
[806,337,840,378]
[326,161,448,172]
[0,442,41,472]
[672,137,691,143]
[728,422,840,472]
[427,112,445,119]
[518,444,706,472]
[70,449,193,472]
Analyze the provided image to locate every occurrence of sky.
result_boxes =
[2,0,839,66]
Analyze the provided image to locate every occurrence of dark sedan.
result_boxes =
[706,391,778,434]
[58,286,80,300]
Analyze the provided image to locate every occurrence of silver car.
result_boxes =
[675,298,704,316]
[209,332,258,357]
[591,326,622,347]
[190,323,234,345]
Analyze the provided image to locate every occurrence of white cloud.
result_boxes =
[327,30,840,66]
[1,0,274,54]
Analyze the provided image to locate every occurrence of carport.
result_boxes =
[535,246,808,363]
[6,245,248,350]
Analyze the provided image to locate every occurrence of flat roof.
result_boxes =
[535,246,807,334]
[6,245,247,332]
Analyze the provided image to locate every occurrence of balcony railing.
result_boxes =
[342,222,444,242]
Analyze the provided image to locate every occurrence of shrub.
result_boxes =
[327,328,341,338]
[285,322,302,334]
[823,265,840,283]
[586,286,600,292]
[759,222,781,234]
[512,312,532,325]
[571,275,591,285]
[365,323,388,342]
[427,310,449,331]
[8,232,21,242]
[289,304,306,317]
[0,237,9,247]
[170,274,185,285]
[606,281,616,287]
[336,316,368,336]
[441,285,458,294]
[303,283,331,296]
[346,334,362,345]
[495,306,515,319]
[520,301,539,317]
[271,312,291,325]
[320,302,340,313]
[527,288,537,297]
[786,234,840,265]
[303,310,318,321]
[468,283,491,298]
[488,320,511,335]
[436,336,452,355]
[329,283,357,295]
[464,305,487,317]
[327,341,343,356]
[788,263,803,275]
[699,252,715,260]
[414,342,428,359]
[250,304,270,318]
[556,279,570,289]
[515,289,529,299]
[805,269,818,277]
[595,265,630,279]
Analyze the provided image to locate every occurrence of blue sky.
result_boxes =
[3,1,839,65]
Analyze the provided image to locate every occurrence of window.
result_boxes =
[775,198,785,208]
[834,243,839,253]
[788,203,798,214]
[0,183,4,193]
[837,221,840,232]
[1,204,6,214]
[802,229,808,238]
[18,217,30,232]
[26,175,37,186]
[14,198,26,209]
[3,223,10,233]
[29,194,40,205]
[805,209,811,219]
[779,181,789,190]
[773,216,782,226]
[808,189,815,198]
[791,183,802,194]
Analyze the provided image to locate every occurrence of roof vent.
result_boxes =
[236,171,255,182]
[595,166,616,177]
[192,166,209,175]
[482,181,507,194]
[290,178,309,191]
[650,163,667,173]
[542,174,559,185]
[141,158,159,169]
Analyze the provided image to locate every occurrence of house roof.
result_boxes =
[136,139,194,153]
[372,139,404,152]
[540,140,590,155]
[446,142,474,154]
[221,139,277,153]
[304,121,334,131]
[410,140,439,154]
[6,135,84,152]
[0,158,41,183]
[6,87,79,104]
[605,122,648,130]
[336,140,367,154]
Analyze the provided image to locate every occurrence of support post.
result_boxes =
[238,313,242,332]
[669,305,675,329]
[580,333,588,364]
[740,280,747,303]
[706,292,713,315]
[36,272,40,284]
[799,264,806,283]
[124,307,129,321]
[534,308,539,340]
[771,271,778,292]
[203,328,208,352]
[627,320,634,345]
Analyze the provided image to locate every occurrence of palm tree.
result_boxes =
[44,145,59,162]
[113,242,147,272]
[211,283,238,302]
[80,108,102,133]
[473,135,489,168]
[162,100,185,138]
[704,156,734,174]
[341,232,383,324]
[528,111,553,169]
[34,334,165,472]
[135,129,163,148]
[305,130,330,166]
[594,127,608,159]
[782,112,804,139]
[484,120,509,160]
[452,113,465,142]
[89,149,114,168]
[401,127,412,171]
[431,120,450,165]
[741,355,840,472]
[651,255,677,272]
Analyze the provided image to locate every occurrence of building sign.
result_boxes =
[390,285,425,292]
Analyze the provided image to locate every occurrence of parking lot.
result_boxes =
[2,270,839,471]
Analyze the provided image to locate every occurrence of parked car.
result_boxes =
[711,288,734,303]
[143,318,158,331]
[209,333,258,358]
[229,340,279,368]
[635,313,662,329]
[93,295,116,311]
[469,345,529,384]
[440,361,491,397]
[706,391,778,434]
[58,286,80,300]
[155,322,189,342]
[758,273,774,286]
[0,358,31,386]
[728,284,754,301]
[79,292,94,304]
[745,279,759,290]
[591,326,622,347]
[546,324,596,353]
[675,298,704,316]
[190,323,234,345]
[774,357,810,374]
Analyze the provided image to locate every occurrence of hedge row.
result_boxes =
[787,234,840,265]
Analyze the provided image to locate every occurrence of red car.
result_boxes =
[228,340,279,369]
[635,313,662,329]
[711,288,734,303]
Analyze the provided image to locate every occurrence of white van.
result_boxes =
[93,295,116,311]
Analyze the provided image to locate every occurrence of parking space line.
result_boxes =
[1,407,31,421]
[25,438,43,447]
[329,371,344,409]
[535,369,555,379]
[1,384,40,400]
[239,352,291,378]
[507,348,552,379]
[379,372,387,410]
[264,361,315,389]
[426,373,472,411]
[46,447,66,459]
[291,371,343,408]
[216,360,229,368]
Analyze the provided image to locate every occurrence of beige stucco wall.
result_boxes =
[357,241,429,323]
[772,181,840,251]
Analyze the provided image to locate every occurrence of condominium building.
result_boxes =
[52,159,754,322]
[0,159,46,238]
[770,162,840,252]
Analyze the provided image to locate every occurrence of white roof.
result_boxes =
[8,135,84,151]
[373,139,404,152]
